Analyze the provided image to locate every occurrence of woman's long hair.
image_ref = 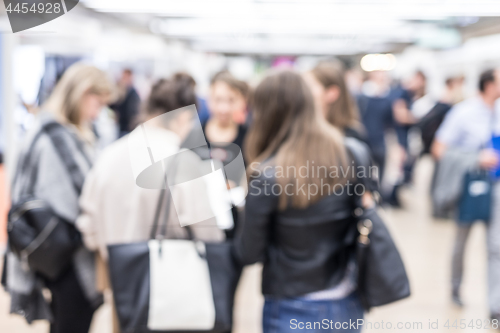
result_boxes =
[245,70,347,210]
[43,63,113,137]
[310,61,361,132]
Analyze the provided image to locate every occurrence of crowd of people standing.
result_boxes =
[2,58,500,333]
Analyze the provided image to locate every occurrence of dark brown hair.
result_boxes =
[479,69,496,93]
[145,72,197,115]
[245,70,347,209]
[311,61,361,132]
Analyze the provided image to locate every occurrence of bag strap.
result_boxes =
[150,155,196,240]
[151,187,167,239]
[345,139,375,310]
[345,137,372,177]
[13,126,48,197]
[17,122,90,197]
[150,189,195,241]
[44,123,90,194]
[345,137,378,204]
[140,123,194,240]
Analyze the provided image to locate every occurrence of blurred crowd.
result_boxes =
[2,59,500,333]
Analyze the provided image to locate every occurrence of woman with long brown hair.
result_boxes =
[236,70,372,332]
[304,61,365,141]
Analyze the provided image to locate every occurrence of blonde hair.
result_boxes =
[43,63,113,137]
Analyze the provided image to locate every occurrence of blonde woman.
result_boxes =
[3,63,113,333]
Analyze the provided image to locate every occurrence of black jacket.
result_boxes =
[110,86,141,134]
[234,138,374,298]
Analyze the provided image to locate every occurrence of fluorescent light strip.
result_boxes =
[149,18,416,37]
[81,0,500,17]
[190,38,395,55]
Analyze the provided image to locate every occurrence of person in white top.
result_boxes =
[76,73,224,332]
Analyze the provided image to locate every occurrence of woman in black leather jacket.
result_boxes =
[235,70,373,333]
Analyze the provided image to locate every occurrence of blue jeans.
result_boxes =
[263,292,364,333]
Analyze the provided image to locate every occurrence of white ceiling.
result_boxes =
[81,0,500,55]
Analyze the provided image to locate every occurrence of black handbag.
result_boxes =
[353,206,411,310]
[7,122,87,280]
[108,165,242,333]
[346,138,411,311]
[8,198,82,280]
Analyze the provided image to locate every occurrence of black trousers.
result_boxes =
[45,266,95,333]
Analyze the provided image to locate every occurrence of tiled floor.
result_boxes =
[0,156,497,332]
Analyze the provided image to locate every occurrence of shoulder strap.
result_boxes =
[19,122,90,197]
[344,137,379,207]
[44,123,90,194]
[14,122,60,197]
[345,137,372,172]
[149,154,194,240]
[13,126,48,194]
[144,128,192,240]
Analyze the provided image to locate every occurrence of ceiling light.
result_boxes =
[360,53,397,72]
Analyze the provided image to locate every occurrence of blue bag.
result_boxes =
[458,170,492,224]
[491,135,500,179]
